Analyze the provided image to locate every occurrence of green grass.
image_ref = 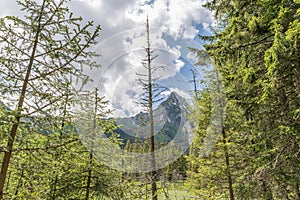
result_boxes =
[158,189,193,200]
[100,181,202,200]
[158,182,202,200]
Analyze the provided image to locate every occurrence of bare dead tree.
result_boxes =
[136,16,167,200]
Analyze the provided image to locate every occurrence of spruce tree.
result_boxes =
[199,0,300,198]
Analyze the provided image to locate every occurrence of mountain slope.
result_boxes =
[114,92,191,145]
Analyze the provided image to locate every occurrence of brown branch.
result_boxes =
[29,23,99,81]
[233,34,273,50]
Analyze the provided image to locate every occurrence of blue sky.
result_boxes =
[0,0,214,117]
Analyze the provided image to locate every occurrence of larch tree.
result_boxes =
[0,0,101,198]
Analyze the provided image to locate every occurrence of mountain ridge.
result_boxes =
[114,92,191,146]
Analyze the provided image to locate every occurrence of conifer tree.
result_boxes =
[143,16,158,200]
[198,0,300,198]
[0,0,101,198]
[136,16,166,200]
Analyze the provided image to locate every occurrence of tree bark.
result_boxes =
[215,67,234,200]
[146,16,158,200]
[85,88,98,200]
[222,127,234,200]
[0,1,45,198]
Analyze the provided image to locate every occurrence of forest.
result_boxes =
[0,0,299,199]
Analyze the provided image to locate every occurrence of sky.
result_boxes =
[0,0,214,117]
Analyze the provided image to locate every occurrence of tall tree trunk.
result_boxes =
[215,68,234,200]
[146,16,158,200]
[0,1,45,198]
[85,88,98,200]
[51,91,70,200]
[85,153,93,200]
[190,69,199,99]
[222,127,234,200]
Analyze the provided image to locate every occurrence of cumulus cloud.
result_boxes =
[126,0,212,38]
[161,87,192,102]
[1,0,213,117]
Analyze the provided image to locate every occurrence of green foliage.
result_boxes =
[2,0,299,199]
[0,0,125,199]
[189,0,300,199]
[2,131,124,199]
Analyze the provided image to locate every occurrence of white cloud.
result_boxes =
[1,0,213,117]
[161,87,192,102]
[125,0,212,39]
[0,0,19,17]
[186,51,198,64]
